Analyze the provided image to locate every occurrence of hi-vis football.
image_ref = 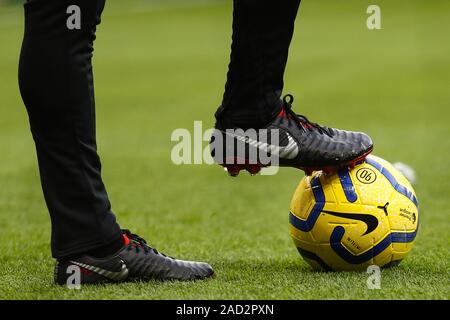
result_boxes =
[289,155,419,271]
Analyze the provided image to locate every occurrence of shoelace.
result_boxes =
[282,94,333,137]
[122,229,167,257]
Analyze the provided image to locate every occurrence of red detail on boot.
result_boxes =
[300,148,373,175]
[122,234,131,246]
[277,109,286,118]
[302,122,315,129]
[79,267,93,276]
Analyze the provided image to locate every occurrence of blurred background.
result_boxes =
[0,0,449,299]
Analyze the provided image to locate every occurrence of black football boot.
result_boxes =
[210,94,373,176]
[55,229,214,285]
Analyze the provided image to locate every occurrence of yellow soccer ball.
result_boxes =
[289,155,419,271]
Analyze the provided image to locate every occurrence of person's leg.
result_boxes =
[19,0,214,284]
[19,0,122,259]
[212,0,373,176]
[216,0,301,129]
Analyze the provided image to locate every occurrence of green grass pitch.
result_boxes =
[0,0,449,299]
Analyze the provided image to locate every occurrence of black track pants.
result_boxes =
[18,0,300,258]
[19,0,121,259]
[217,0,301,128]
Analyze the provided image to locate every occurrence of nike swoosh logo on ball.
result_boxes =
[323,210,379,235]
[69,260,129,281]
[223,131,299,159]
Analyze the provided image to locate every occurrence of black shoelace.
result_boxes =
[122,229,167,256]
[282,94,333,137]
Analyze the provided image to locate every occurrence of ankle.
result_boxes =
[86,235,124,258]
